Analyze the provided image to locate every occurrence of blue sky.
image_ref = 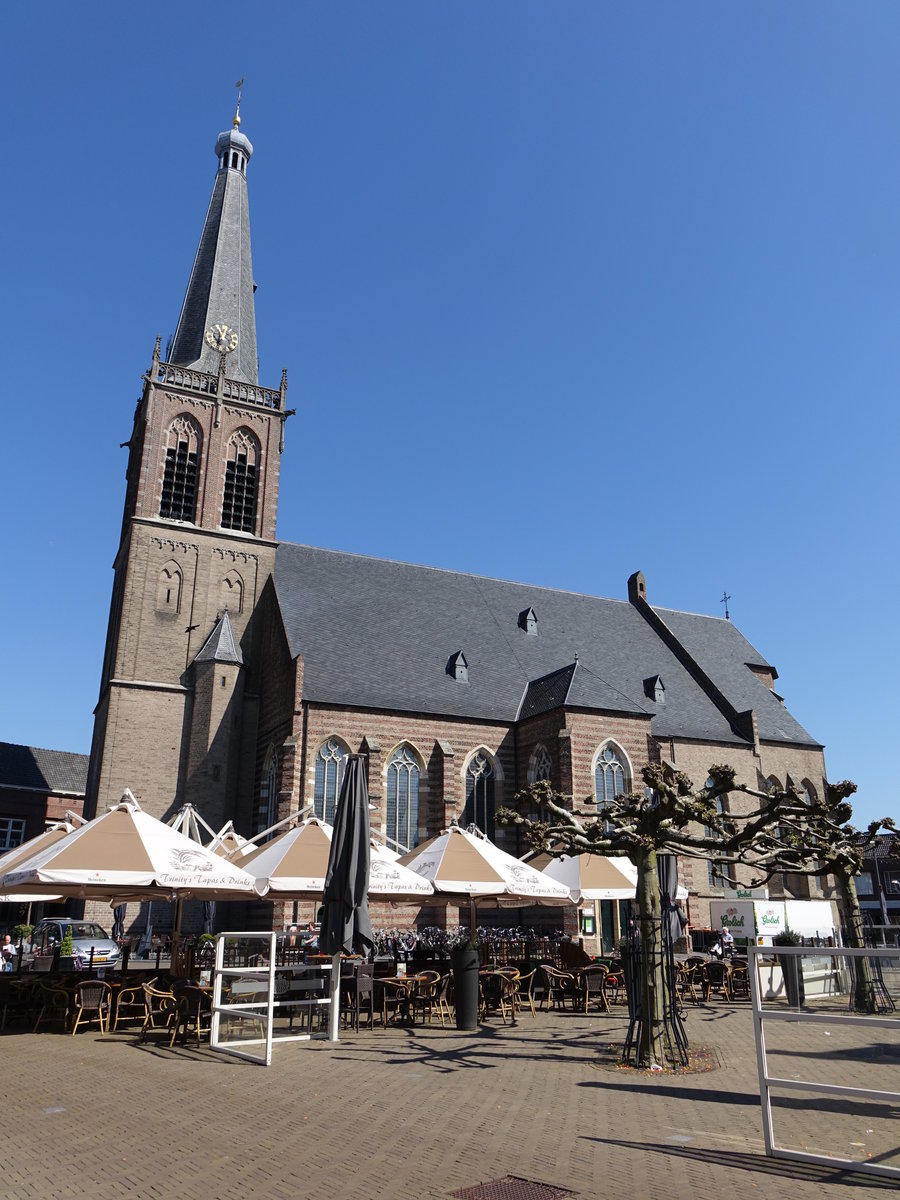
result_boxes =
[2,4,897,827]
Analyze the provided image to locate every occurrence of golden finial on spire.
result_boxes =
[233,75,245,127]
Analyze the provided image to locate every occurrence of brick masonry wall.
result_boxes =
[669,737,830,931]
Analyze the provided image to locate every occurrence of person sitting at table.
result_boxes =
[720,926,735,958]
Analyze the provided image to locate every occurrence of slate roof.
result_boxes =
[658,607,817,745]
[169,126,258,384]
[194,611,243,665]
[274,544,821,748]
[0,742,89,795]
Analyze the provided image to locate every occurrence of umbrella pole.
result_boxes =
[327,952,341,1042]
[469,897,477,940]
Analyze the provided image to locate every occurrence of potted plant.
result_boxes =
[450,932,481,1030]
[773,928,805,1007]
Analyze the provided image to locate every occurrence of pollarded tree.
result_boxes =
[725,779,894,1012]
[498,762,818,1066]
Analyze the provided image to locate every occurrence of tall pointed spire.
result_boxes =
[169,106,259,384]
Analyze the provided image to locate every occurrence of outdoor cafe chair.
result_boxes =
[33,982,72,1033]
[730,963,750,1000]
[430,973,453,1027]
[169,985,212,1047]
[701,960,733,1003]
[408,971,441,1025]
[538,964,580,1011]
[479,971,517,1023]
[513,969,537,1018]
[112,979,152,1033]
[579,964,610,1014]
[140,982,177,1040]
[677,962,702,1005]
[340,963,375,1032]
[377,977,413,1027]
[71,979,113,1035]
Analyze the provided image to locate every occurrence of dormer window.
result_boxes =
[447,651,468,682]
[518,607,538,635]
[643,675,665,704]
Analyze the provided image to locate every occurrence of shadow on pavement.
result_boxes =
[583,1137,897,1192]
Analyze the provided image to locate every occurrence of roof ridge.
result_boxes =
[279,541,637,607]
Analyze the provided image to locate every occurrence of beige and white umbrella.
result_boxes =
[235,817,434,899]
[1,791,264,902]
[397,824,572,932]
[0,819,81,903]
[534,851,688,903]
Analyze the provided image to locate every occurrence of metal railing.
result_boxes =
[749,943,900,1180]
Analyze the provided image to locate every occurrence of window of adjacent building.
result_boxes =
[594,743,628,826]
[386,745,420,852]
[0,818,26,851]
[855,871,874,896]
[159,417,200,522]
[221,430,259,534]
[314,739,346,824]
[464,751,496,839]
[884,869,900,894]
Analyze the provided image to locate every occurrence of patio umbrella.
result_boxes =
[319,755,375,958]
[319,756,374,1042]
[201,900,216,934]
[536,852,688,904]
[398,823,572,935]
[657,854,688,945]
[111,904,127,941]
[0,820,79,904]
[1,791,264,904]
[233,817,434,900]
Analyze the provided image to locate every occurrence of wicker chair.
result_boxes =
[538,964,579,1011]
[702,960,733,1002]
[169,985,212,1047]
[140,982,177,1040]
[33,983,72,1033]
[112,979,153,1033]
[514,969,537,1018]
[580,964,610,1014]
[71,980,113,1035]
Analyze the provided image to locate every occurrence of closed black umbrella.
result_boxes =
[201,900,216,935]
[112,904,127,942]
[657,854,687,946]
[319,755,374,958]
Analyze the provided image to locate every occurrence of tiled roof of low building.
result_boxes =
[0,742,89,795]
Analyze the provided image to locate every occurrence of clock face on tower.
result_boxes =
[205,323,239,353]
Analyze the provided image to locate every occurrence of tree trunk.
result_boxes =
[634,846,665,1066]
[836,868,876,1014]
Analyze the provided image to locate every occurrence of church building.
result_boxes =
[84,111,830,944]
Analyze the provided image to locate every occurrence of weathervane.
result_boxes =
[721,590,732,621]
[233,75,245,127]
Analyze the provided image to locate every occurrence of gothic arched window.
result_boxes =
[155,561,183,614]
[220,570,244,615]
[258,747,279,834]
[160,416,201,522]
[527,745,552,786]
[705,778,730,889]
[594,743,629,818]
[314,738,346,823]
[221,429,259,533]
[464,751,496,839]
[386,745,420,852]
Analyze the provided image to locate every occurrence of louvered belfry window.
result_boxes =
[159,417,199,522]
[222,430,259,533]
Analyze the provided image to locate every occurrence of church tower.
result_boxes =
[85,109,289,831]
